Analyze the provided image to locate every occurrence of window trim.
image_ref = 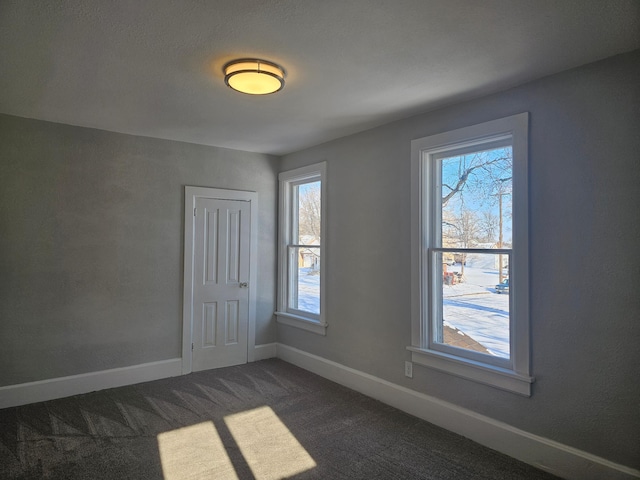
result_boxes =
[276,162,327,335]
[409,113,533,396]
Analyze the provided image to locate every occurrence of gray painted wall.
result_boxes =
[0,116,278,386]
[278,50,640,468]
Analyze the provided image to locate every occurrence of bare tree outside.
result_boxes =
[297,181,321,241]
[480,211,499,243]
[443,208,483,275]
[441,147,513,249]
[441,148,512,210]
[443,209,481,247]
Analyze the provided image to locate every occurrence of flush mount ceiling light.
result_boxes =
[223,59,285,95]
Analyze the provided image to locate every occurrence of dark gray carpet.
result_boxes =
[0,359,560,479]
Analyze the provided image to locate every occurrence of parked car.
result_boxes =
[495,278,509,294]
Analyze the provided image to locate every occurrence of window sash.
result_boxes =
[427,137,514,368]
[428,247,512,369]
[286,244,320,320]
[426,134,515,368]
[286,177,321,318]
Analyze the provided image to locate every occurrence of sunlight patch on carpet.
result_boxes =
[225,406,316,479]
[157,421,238,480]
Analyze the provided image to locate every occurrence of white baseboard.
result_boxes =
[0,358,183,409]
[276,343,640,480]
[253,343,277,361]
[1,344,278,409]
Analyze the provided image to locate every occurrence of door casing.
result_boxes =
[182,186,258,374]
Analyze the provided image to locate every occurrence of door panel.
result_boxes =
[203,302,217,346]
[192,198,250,371]
[225,300,239,344]
[226,209,241,283]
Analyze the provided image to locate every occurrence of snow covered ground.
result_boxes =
[295,268,320,314]
[442,265,509,358]
[295,263,509,358]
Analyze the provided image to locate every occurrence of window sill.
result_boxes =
[407,346,533,396]
[276,312,327,336]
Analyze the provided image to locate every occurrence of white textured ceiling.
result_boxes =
[1,1,638,155]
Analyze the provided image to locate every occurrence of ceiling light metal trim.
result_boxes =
[223,58,286,95]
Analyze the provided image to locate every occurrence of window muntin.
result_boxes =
[410,113,531,395]
[277,163,326,334]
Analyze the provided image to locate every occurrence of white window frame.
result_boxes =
[276,162,327,335]
[409,113,533,396]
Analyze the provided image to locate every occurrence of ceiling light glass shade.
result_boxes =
[224,59,285,95]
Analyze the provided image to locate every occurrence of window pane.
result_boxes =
[434,251,510,359]
[295,181,321,244]
[440,146,512,249]
[288,246,320,315]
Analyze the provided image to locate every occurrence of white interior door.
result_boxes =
[190,196,251,371]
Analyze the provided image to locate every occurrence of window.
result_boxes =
[409,113,533,395]
[276,162,327,335]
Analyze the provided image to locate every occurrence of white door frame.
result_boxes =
[182,186,258,374]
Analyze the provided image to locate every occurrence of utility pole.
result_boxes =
[498,193,505,283]
[493,183,511,284]
[497,192,505,283]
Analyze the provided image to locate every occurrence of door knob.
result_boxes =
[239,282,248,288]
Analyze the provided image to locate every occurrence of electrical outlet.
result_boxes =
[404,361,413,378]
